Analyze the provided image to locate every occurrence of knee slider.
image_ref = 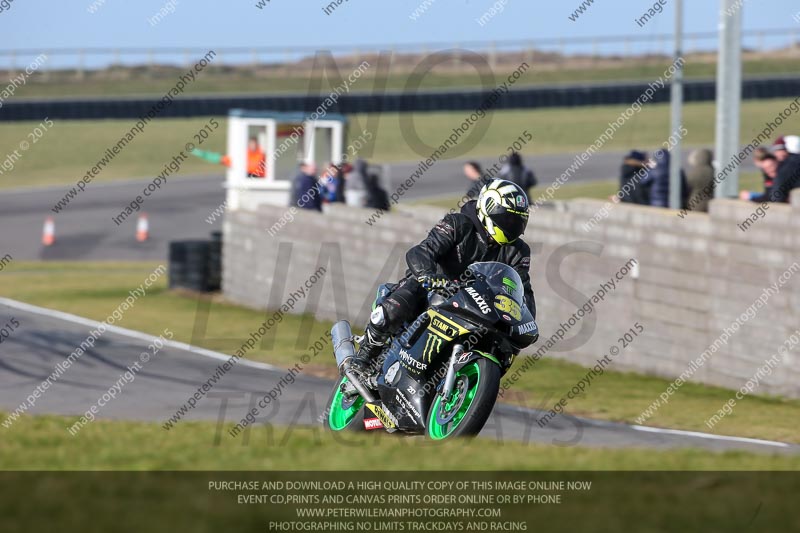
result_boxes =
[369,306,387,327]
[376,300,406,332]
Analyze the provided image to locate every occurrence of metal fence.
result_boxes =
[2,27,799,73]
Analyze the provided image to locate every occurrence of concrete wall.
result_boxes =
[223,191,800,398]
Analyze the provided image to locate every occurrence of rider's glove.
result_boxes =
[417,274,450,291]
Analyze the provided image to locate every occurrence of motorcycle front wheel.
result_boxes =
[426,358,501,440]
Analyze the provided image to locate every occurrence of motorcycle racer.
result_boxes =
[350,179,537,376]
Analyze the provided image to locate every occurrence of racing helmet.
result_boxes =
[476,179,529,244]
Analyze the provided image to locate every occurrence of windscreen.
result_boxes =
[468,262,525,306]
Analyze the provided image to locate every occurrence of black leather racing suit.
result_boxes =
[376,200,536,334]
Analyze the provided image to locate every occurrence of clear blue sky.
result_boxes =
[2,0,798,65]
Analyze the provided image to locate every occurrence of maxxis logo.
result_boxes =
[466,286,491,314]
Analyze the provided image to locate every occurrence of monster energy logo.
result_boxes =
[423,333,443,362]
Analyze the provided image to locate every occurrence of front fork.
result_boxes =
[439,344,464,400]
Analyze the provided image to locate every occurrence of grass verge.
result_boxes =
[2,98,799,189]
[2,411,799,470]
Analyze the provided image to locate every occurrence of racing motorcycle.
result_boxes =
[323,261,538,440]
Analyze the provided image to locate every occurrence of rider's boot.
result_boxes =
[349,308,391,379]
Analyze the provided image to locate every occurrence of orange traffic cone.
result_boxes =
[42,217,55,246]
[136,214,149,242]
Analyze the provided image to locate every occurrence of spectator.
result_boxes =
[767,137,800,203]
[646,149,687,208]
[189,137,266,178]
[685,149,715,212]
[344,159,370,207]
[320,163,345,203]
[364,172,391,212]
[618,150,651,205]
[753,146,771,161]
[499,152,537,192]
[338,162,352,200]
[753,146,772,178]
[742,154,781,203]
[245,138,266,178]
[740,147,774,201]
[292,162,322,211]
[464,161,491,200]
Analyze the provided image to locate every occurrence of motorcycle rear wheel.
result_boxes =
[325,375,367,432]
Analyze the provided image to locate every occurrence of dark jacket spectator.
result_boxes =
[335,166,346,202]
[618,150,651,205]
[292,163,322,211]
[746,155,780,202]
[364,173,390,211]
[768,153,800,203]
[752,147,775,201]
[500,152,537,191]
[685,149,715,212]
[646,150,687,208]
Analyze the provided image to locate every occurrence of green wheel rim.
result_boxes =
[328,376,365,431]
[427,362,481,440]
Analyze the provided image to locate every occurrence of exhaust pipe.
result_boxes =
[331,321,356,371]
[332,321,378,403]
[440,344,464,399]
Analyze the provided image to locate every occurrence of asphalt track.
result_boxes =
[1,297,796,455]
[2,149,748,261]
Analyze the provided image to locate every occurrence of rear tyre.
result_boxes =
[324,375,367,432]
[427,358,501,440]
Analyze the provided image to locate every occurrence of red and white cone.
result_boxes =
[42,217,55,246]
[136,214,149,242]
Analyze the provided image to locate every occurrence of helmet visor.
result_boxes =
[490,211,527,244]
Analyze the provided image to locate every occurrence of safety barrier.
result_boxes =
[2,76,799,122]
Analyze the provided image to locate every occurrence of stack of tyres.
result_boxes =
[169,240,211,292]
[206,234,222,292]
[168,241,189,290]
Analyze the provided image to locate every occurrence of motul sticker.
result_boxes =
[363,417,384,430]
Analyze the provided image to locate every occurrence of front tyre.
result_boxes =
[324,376,366,432]
[427,358,501,440]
